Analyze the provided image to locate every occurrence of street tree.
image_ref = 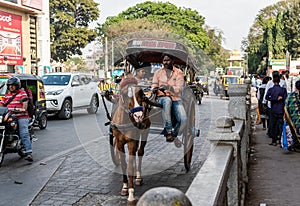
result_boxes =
[97,1,228,73]
[272,13,287,59]
[50,0,100,62]
[99,1,209,49]
[283,2,300,59]
[64,57,88,72]
[243,0,300,74]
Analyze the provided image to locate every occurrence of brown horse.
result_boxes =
[110,76,158,203]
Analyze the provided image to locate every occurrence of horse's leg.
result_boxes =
[116,136,129,196]
[127,140,138,203]
[136,129,149,186]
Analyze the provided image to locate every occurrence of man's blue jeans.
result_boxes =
[157,96,187,137]
[18,118,32,154]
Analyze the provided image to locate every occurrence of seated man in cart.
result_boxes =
[151,53,187,148]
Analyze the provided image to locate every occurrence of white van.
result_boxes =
[42,72,100,119]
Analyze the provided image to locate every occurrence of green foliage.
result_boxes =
[50,0,100,62]
[99,1,209,49]
[273,13,287,59]
[64,57,89,72]
[243,0,300,74]
[283,2,300,58]
[96,1,227,73]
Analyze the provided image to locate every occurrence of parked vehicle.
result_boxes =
[0,74,48,129]
[42,73,100,119]
[0,105,34,166]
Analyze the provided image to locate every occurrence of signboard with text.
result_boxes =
[0,10,23,65]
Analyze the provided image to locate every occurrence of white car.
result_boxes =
[42,72,100,119]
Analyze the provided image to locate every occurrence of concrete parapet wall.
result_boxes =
[185,145,234,205]
[186,80,252,206]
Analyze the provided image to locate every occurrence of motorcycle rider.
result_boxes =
[0,77,33,162]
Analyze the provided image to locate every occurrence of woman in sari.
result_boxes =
[285,80,300,148]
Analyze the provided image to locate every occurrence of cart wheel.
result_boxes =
[0,152,4,166]
[109,127,119,166]
[39,113,47,129]
[183,101,195,172]
[0,138,5,167]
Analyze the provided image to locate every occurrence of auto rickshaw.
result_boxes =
[0,73,48,129]
[220,74,241,99]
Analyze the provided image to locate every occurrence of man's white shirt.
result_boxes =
[262,79,286,108]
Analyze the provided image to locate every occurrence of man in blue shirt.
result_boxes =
[265,72,287,146]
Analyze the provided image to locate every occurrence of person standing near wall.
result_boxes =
[265,73,287,146]
[257,77,270,130]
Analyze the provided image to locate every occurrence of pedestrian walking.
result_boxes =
[257,77,269,130]
[265,72,287,146]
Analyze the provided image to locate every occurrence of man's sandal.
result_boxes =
[166,132,174,142]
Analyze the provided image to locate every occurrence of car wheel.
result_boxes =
[58,99,72,119]
[38,113,47,129]
[87,95,98,114]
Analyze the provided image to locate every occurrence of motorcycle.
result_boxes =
[188,83,203,105]
[0,105,34,166]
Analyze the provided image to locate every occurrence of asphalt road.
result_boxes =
[0,90,229,206]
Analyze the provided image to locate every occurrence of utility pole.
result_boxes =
[105,37,108,79]
[111,40,114,75]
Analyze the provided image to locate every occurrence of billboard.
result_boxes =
[0,10,23,65]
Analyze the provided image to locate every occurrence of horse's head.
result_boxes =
[118,75,151,130]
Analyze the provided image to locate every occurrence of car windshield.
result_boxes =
[199,77,206,82]
[42,75,71,85]
[226,77,238,84]
[0,80,7,95]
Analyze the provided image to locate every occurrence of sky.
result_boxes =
[96,0,281,51]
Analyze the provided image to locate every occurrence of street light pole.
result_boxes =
[105,37,108,79]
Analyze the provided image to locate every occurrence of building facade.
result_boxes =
[0,0,50,76]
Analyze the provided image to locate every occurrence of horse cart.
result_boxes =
[101,38,200,203]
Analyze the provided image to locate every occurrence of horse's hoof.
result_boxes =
[135,178,143,186]
[121,189,128,196]
[127,199,136,205]
[127,188,135,203]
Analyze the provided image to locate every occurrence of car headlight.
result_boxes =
[0,116,2,123]
[47,89,63,95]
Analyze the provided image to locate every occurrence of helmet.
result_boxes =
[6,77,21,90]
[195,77,200,82]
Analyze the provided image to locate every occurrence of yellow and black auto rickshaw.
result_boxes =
[0,73,48,129]
[220,74,242,99]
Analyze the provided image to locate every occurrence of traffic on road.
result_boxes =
[0,87,229,205]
